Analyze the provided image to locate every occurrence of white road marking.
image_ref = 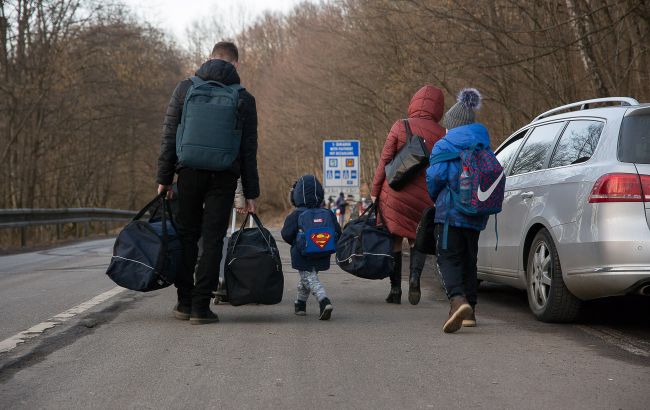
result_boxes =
[576,325,650,358]
[0,286,126,354]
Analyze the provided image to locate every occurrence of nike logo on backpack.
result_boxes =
[477,172,504,202]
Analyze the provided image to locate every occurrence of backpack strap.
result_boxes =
[430,151,460,165]
[189,76,205,86]
[403,119,413,141]
[441,187,454,250]
[494,214,499,251]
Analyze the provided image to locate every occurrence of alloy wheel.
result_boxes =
[529,241,552,310]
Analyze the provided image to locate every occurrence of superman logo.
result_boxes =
[310,232,332,249]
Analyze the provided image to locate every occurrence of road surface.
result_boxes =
[0,236,648,409]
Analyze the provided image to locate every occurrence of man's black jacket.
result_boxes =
[157,59,260,199]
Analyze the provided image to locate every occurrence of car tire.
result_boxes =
[526,229,581,322]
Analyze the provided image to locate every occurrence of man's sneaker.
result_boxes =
[294,300,307,316]
[442,295,472,333]
[189,308,220,325]
[462,309,477,327]
[318,298,333,320]
[172,303,191,320]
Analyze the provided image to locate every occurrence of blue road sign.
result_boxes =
[323,140,360,189]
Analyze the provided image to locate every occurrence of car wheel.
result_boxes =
[526,229,581,322]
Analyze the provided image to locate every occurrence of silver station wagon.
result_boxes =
[478,97,650,322]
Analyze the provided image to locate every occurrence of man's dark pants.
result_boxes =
[175,168,237,310]
[435,224,480,307]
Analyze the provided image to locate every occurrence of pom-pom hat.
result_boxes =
[442,88,482,130]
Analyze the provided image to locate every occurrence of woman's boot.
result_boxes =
[408,249,427,305]
[386,252,402,304]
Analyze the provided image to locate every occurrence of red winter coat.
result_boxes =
[371,85,445,240]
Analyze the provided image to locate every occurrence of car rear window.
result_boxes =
[549,120,604,168]
[619,113,650,164]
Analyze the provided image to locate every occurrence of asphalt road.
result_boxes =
[0,236,649,409]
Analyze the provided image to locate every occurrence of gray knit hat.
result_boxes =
[442,88,482,129]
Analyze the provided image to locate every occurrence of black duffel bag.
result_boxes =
[414,207,437,255]
[225,213,284,306]
[335,201,394,279]
[106,193,182,291]
[384,119,430,190]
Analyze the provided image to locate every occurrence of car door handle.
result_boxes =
[521,192,534,199]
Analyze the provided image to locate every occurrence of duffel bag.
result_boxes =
[106,193,182,291]
[414,207,437,255]
[335,201,394,279]
[225,213,284,306]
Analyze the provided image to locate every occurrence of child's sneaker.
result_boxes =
[318,298,333,320]
[294,300,307,316]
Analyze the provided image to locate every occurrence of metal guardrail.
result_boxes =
[0,208,137,228]
[0,208,137,246]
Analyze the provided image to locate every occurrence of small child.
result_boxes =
[281,175,341,320]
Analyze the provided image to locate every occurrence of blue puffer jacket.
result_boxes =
[426,123,492,231]
[281,175,341,272]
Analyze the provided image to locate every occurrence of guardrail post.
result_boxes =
[83,221,90,237]
[20,227,26,247]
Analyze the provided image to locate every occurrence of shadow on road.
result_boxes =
[476,281,650,335]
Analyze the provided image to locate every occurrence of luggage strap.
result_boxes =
[232,212,273,252]
[133,193,176,281]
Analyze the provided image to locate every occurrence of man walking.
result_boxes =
[157,41,259,324]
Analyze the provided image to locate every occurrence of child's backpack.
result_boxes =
[296,208,338,257]
[430,145,505,249]
[176,76,243,172]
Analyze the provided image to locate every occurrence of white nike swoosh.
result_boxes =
[477,172,504,202]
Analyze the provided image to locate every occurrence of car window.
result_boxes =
[619,112,650,164]
[496,130,526,174]
[549,120,604,168]
[511,122,565,175]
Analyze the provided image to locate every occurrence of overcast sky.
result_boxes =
[120,0,307,43]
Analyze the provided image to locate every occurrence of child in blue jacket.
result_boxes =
[281,175,341,320]
[426,88,491,333]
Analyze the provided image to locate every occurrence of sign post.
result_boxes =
[323,140,361,202]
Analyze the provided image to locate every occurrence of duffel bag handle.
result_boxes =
[133,193,165,221]
[232,212,273,252]
[358,200,382,225]
[133,193,173,277]
[133,193,178,240]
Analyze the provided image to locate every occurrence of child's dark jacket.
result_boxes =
[281,175,341,272]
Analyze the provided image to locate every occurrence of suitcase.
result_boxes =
[335,201,394,280]
[106,194,182,291]
[224,213,284,306]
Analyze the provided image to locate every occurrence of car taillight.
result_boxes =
[588,173,644,203]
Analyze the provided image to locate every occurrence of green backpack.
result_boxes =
[176,76,244,171]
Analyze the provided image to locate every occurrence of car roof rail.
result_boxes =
[534,97,639,121]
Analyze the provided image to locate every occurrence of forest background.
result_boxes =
[1,0,649,242]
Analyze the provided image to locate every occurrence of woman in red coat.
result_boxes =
[371,85,445,305]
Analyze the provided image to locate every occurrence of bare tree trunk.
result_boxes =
[564,0,611,96]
